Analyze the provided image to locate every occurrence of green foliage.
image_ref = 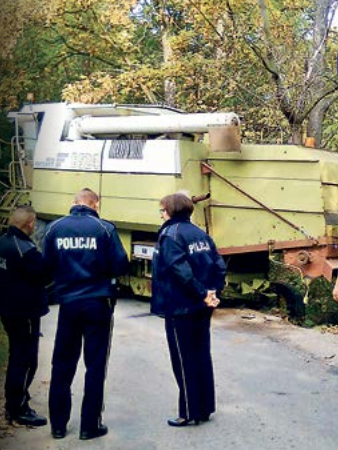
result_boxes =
[0,112,14,193]
[0,0,337,150]
[269,255,307,296]
[322,102,338,151]
[269,254,338,326]
[305,277,338,326]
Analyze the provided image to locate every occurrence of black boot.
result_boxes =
[79,423,108,440]
[8,406,47,427]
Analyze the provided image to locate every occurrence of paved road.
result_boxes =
[1,299,338,450]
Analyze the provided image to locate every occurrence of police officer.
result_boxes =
[0,205,48,427]
[43,188,129,440]
[151,193,226,426]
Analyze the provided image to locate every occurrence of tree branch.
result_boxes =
[300,85,338,123]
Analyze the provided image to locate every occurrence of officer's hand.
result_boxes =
[204,290,220,308]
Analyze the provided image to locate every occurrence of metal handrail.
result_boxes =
[10,135,27,189]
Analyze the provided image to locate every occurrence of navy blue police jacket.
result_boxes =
[0,225,49,318]
[151,216,226,317]
[42,205,129,304]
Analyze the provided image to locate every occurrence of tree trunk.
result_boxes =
[307,110,322,148]
[162,30,176,107]
[307,98,331,147]
[291,127,303,145]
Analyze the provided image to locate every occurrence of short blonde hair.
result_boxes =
[74,188,100,208]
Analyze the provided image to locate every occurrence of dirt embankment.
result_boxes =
[0,373,14,441]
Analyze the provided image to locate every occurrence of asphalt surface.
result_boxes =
[1,298,338,450]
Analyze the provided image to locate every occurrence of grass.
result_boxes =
[0,321,8,370]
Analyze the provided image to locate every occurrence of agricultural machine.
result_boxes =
[2,102,338,313]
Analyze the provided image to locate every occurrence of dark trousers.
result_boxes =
[0,316,40,417]
[165,309,215,421]
[49,298,114,431]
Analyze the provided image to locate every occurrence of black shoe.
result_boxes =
[79,423,108,440]
[15,408,47,427]
[52,428,67,439]
[167,417,200,427]
[200,415,210,422]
